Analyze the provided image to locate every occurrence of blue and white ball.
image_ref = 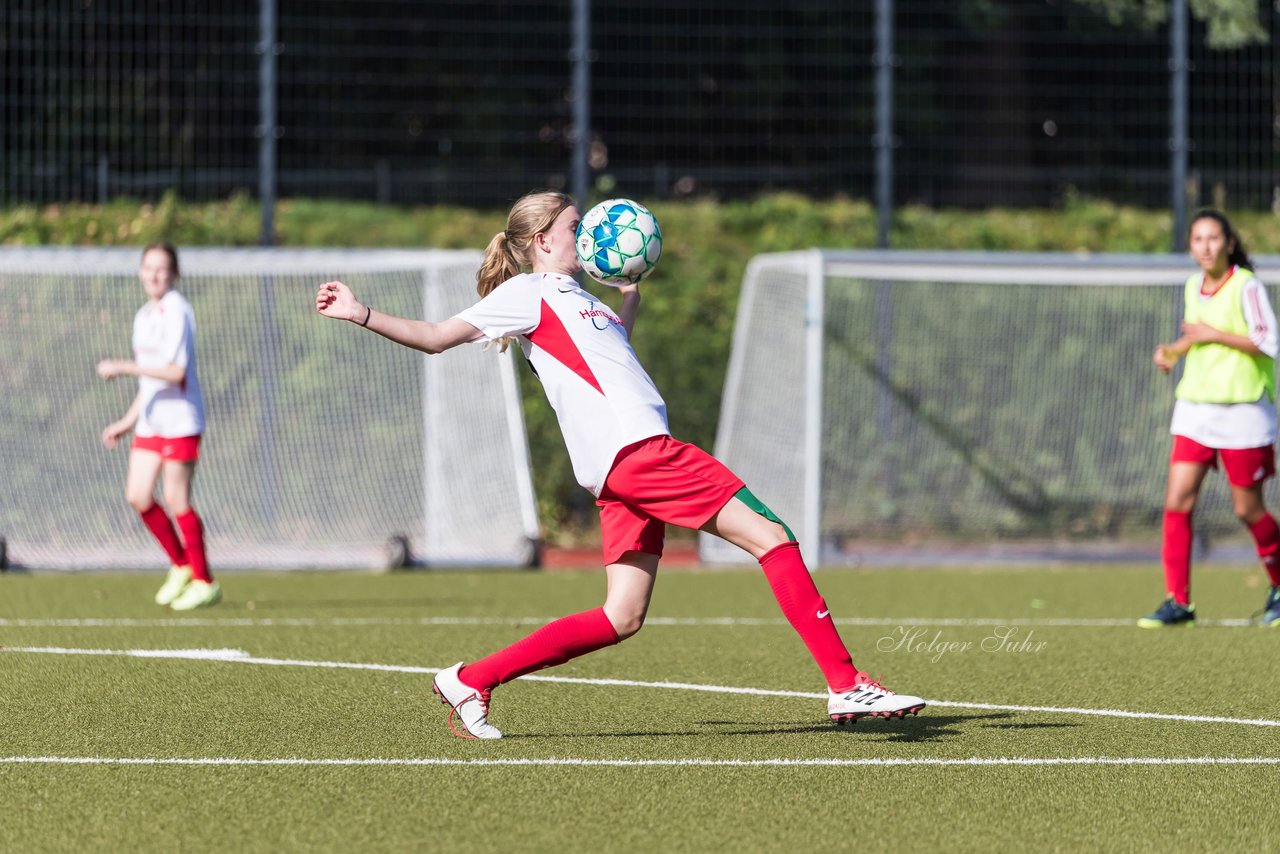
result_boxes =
[575,198,662,287]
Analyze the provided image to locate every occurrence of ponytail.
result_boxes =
[476,230,520,297]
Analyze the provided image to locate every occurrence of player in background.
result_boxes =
[1142,210,1280,628]
[98,243,220,610]
[316,190,925,739]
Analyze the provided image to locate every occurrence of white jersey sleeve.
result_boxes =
[1242,276,1278,358]
[452,275,542,341]
[158,301,194,368]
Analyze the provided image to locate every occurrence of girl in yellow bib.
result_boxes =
[1142,210,1280,627]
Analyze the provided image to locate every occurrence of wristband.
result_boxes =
[360,305,372,327]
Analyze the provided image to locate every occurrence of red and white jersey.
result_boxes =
[132,289,205,438]
[454,272,669,495]
[1171,275,1279,448]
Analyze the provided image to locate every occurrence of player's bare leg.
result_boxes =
[602,551,660,639]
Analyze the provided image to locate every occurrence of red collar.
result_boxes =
[1200,264,1237,296]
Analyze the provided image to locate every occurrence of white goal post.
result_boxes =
[700,250,1280,566]
[1,247,539,570]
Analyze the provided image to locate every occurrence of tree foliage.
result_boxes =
[1067,0,1268,47]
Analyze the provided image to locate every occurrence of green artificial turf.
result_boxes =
[1,564,1277,852]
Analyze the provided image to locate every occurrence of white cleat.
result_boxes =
[432,662,503,740]
[828,677,926,725]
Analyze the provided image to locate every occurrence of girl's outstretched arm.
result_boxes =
[102,390,143,448]
[316,280,482,354]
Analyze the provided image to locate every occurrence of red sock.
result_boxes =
[1248,514,1280,587]
[174,509,211,583]
[458,607,620,692]
[1162,510,1192,605]
[139,504,187,567]
[759,542,860,692]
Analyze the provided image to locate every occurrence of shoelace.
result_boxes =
[446,690,495,740]
[848,676,892,698]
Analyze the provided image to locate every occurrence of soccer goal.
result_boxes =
[1,247,539,570]
[700,249,1280,566]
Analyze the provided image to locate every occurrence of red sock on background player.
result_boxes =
[1248,513,1280,586]
[1161,510,1193,605]
[175,508,211,583]
[139,503,187,568]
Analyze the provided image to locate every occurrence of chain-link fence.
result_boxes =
[2,1,1277,213]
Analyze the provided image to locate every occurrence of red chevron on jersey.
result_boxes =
[453,272,669,495]
[528,299,604,395]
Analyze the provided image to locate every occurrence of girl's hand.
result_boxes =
[1153,344,1180,374]
[316,280,364,323]
[96,359,132,380]
[101,421,128,448]
[1180,320,1221,345]
[616,282,640,298]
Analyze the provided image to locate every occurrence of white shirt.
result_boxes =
[454,272,669,494]
[132,289,205,438]
[1170,274,1278,448]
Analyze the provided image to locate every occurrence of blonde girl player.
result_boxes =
[316,191,925,739]
[98,243,220,610]
[1141,210,1280,628]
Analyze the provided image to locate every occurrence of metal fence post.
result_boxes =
[1169,0,1189,252]
[258,0,278,247]
[256,0,281,532]
[874,0,897,511]
[874,0,895,250]
[97,156,109,205]
[571,0,591,207]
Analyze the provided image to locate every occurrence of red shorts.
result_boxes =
[596,435,745,565]
[1171,434,1275,487]
[131,434,202,462]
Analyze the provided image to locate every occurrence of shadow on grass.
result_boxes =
[514,712,1063,742]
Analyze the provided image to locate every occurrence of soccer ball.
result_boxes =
[575,198,662,287]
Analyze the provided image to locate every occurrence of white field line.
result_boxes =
[2,756,1279,768]
[6,645,1280,730]
[0,615,1257,628]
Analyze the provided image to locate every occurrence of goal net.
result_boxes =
[700,250,1280,566]
[1,247,539,570]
